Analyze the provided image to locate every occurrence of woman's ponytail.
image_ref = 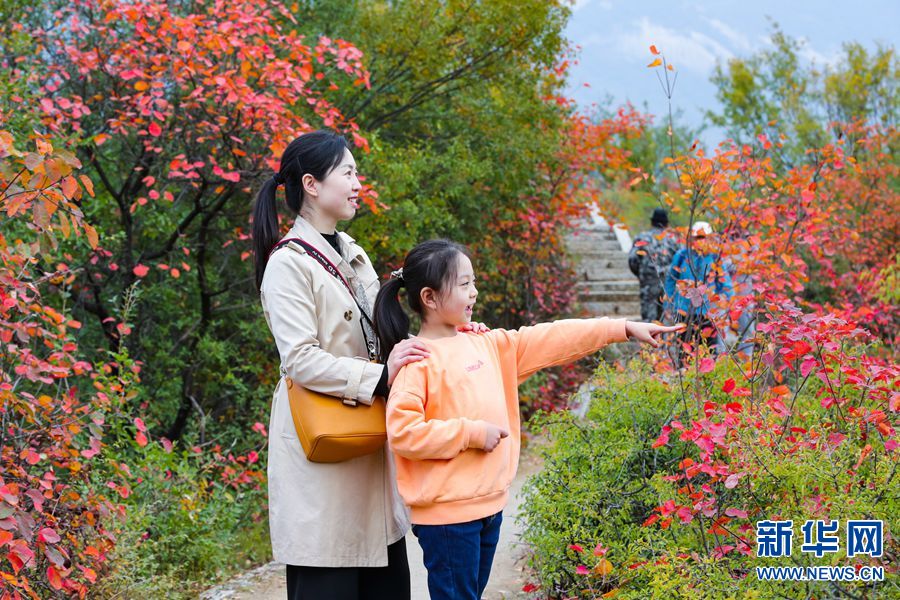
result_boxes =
[252,176,281,290]
[373,277,410,363]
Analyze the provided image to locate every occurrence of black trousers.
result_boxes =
[285,537,410,600]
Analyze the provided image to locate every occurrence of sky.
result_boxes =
[563,0,899,143]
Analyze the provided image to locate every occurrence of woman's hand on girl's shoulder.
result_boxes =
[386,338,431,387]
[458,321,490,334]
[624,321,686,348]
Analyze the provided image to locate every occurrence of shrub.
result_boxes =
[519,325,897,599]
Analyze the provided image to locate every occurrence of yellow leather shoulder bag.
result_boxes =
[285,378,386,463]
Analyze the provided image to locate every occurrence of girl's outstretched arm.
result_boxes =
[490,318,683,384]
[487,317,629,384]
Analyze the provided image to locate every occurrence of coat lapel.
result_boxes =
[288,217,374,321]
[289,217,345,269]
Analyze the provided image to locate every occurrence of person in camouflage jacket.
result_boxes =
[628,208,679,322]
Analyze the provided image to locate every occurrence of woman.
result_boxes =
[251,129,482,600]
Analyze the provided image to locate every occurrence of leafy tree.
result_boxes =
[708,23,897,166]
[2,0,372,442]
[289,0,577,319]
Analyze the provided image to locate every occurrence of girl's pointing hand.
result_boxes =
[625,321,686,348]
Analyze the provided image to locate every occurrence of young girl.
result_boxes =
[373,239,681,600]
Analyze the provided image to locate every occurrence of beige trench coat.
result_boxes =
[259,216,410,567]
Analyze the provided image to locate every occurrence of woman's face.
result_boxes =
[307,147,361,221]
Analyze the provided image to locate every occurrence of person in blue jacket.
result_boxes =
[664,221,734,360]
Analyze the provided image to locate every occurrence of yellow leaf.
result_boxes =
[593,558,614,576]
[80,174,95,197]
[134,81,149,91]
[35,138,53,155]
[647,58,662,68]
[59,212,71,238]
[43,197,58,218]
[667,63,674,71]
[83,223,99,248]
[60,175,78,199]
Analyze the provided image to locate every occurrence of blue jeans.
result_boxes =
[411,510,503,600]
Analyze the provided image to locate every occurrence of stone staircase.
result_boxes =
[565,218,641,321]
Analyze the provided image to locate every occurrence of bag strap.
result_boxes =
[271,237,377,353]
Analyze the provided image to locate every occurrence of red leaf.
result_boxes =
[135,431,148,447]
[643,514,660,527]
[148,122,162,137]
[25,449,41,465]
[38,527,60,544]
[47,565,63,590]
[7,549,24,573]
[0,485,19,505]
[801,358,817,377]
[722,378,735,393]
[133,264,150,277]
[652,426,670,448]
[7,542,34,573]
[81,566,97,583]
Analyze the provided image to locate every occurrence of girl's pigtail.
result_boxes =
[373,277,410,363]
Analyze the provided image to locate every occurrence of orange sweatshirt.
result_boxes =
[386,317,629,525]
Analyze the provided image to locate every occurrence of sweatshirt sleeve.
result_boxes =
[386,362,489,460]
[488,317,630,385]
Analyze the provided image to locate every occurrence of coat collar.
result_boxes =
[288,216,366,266]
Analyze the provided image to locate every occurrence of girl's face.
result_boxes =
[428,253,478,327]
[306,147,361,221]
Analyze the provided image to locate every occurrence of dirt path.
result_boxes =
[203,440,544,600]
